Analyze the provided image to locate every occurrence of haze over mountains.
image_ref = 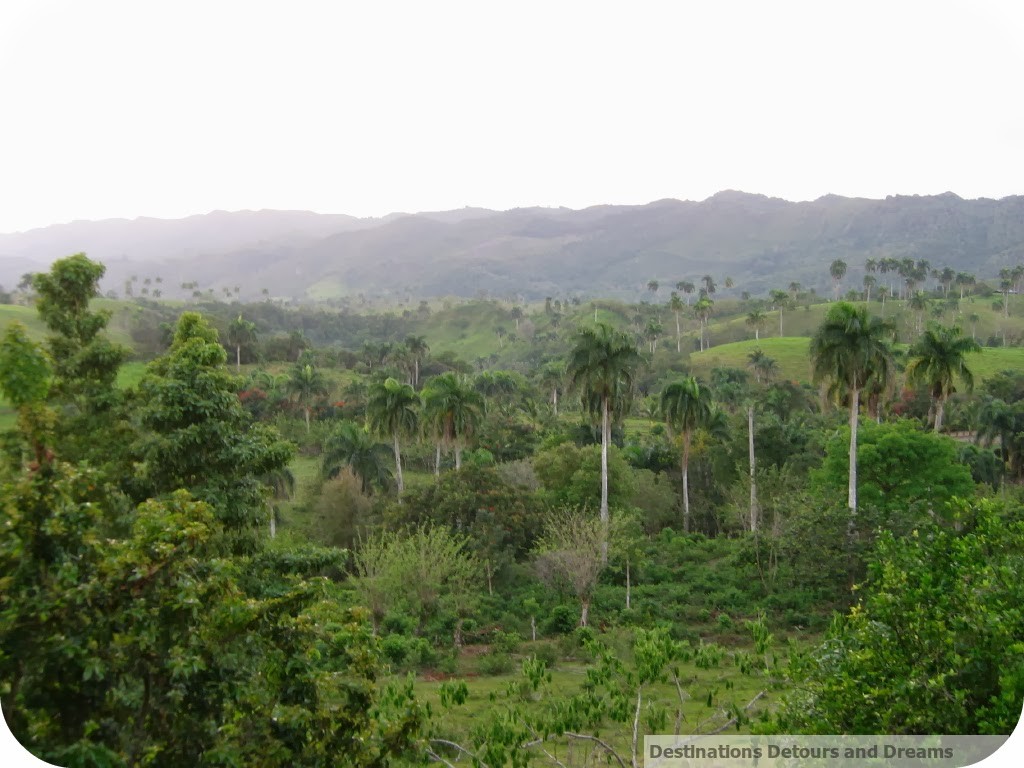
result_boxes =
[2,191,1023,301]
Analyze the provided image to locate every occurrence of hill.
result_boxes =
[3,192,1024,302]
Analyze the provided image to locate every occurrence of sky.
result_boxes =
[1,0,1023,233]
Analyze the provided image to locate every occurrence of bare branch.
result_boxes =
[564,732,627,768]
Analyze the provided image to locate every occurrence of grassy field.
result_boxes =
[689,336,1024,387]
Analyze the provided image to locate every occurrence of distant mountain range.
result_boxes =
[2,192,1023,301]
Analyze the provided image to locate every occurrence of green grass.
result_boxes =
[689,338,812,383]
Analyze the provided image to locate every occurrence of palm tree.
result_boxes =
[661,377,713,532]
[285,363,329,433]
[404,335,429,388]
[677,280,696,305]
[769,290,789,336]
[810,303,894,512]
[539,362,564,417]
[668,292,685,352]
[694,297,714,350]
[227,314,257,371]
[909,291,929,334]
[422,372,486,472]
[829,259,847,301]
[745,309,768,340]
[701,275,717,296]
[321,420,394,494]
[643,318,662,354]
[366,377,419,493]
[745,349,777,532]
[906,324,981,432]
[566,324,642,550]
[647,279,659,296]
[968,312,981,340]
[863,274,877,304]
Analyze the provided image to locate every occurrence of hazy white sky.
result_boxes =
[1,0,1022,233]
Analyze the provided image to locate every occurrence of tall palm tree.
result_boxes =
[906,324,981,432]
[829,259,847,301]
[285,362,328,433]
[404,335,430,388]
[366,377,419,493]
[661,377,713,532]
[745,309,768,340]
[539,362,564,417]
[227,314,257,371]
[863,274,877,304]
[810,303,894,512]
[769,290,789,336]
[422,372,486,472]
[744,350,778,531]
[668,292,685,352]
[321,420,394,494]
[701,275,717,296]
[677,280,696,305]
[566,324,642,548]
[694,297,714,350]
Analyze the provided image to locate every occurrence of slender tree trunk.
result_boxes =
[934,394,945,433]
[600,396,610,563]
[393,431,404,492]
[304,406,311,433]
[682,433,691,533]
[435,443,441,476]
[675,312,681,352]
[270,509,276,539]
[552,387,558,416]
[625,556,632,610]
[580,598,590,627]
[236,344,241,371]
[778,309,784,337]
[848,387,859,512]
[755,327,759,340]
[530,614,537,641]
[455,446,462,470]
[414,359,419,389]
[748,404,758,532]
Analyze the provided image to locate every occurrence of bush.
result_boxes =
[477,651,515,676]
[543,604,578,636]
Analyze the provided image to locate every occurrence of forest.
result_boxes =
[1,254,1023,767]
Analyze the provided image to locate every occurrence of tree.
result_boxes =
[810,302,894,513]
[862,274,876,303]
[661,377,714,532]
[701,274,717,296]
[769,289,790,336]
[668,291,685,352]
[403,333,428,387]
[829,259,847,300]
[285,361,328,433]
[694,296,714,350]
[745,309,768,340]
[366,376,419,493]
[643,318,663,354]
[226,313,257,371]
[565,324,642,554]
[422,372,486,471]
[135,312,294,550]
[771,499,1024,735]
[321,420,394,494]
[677,280,695,305]
[31,253,131,462]
[905,324,981,432]
[539,361,564,416]
[534,508,607,627]
[647,279,659,296]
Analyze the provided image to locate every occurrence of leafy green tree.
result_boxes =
[533,441,637,513]
[31,253,132,464]
[813,419,975,523]
[810,302,894,512]
[905,323,981,432]
[538,361,564,416]
[134,312,293,550]
[0,323,54,466]
[321,420,394,494]
[422,372,485,471]
[661,377,714,532]
[366,376,419,493]
[285,360,328,433]
[693,296,714,350]
[771,499,1024,734]
[226,313,257,371]
[565,323,642,553]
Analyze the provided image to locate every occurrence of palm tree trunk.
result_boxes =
[755,327,759,340]
[304,406,311,433]
[934,395,945,433]
[600,396,610,563]
[778,309,784,337]
[625,556,631,610]
[675,313,681,352]
[848,387,859,512]
[414,359,419,389]
[393,431,404,492]
[455,445,462,470]
[236,344,241,371]
[435,443,441,476]
[748,404,758,532]
[682,433,691,533]
[552,387,558,416]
